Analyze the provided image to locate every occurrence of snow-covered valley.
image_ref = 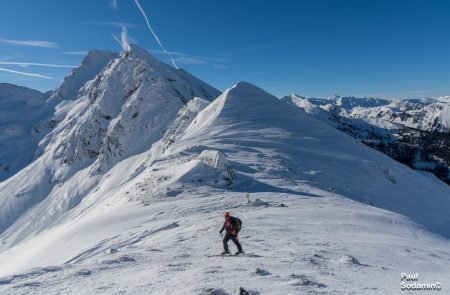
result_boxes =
[0,45,449,294]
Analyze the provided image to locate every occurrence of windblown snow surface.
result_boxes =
[0,47,450,294]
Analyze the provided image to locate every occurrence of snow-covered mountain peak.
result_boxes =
[288,93,306,100]
[125,43,161,64]
[285,94,391,109]
[46,44,220,177]
[335,96,390,109]
[436,96,450,103]
[50,49,119,101]
[228,82,309,111]
[120,43,219,101]
[182,81,299,139]
[227,81,273,98]
[0,50,120,181]
[0,44,221,240]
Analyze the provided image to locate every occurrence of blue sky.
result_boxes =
[0,0,449,99]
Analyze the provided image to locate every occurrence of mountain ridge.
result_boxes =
[0,45,450,294]
[0,44,220,239]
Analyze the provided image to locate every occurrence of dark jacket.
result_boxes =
[220,216,240,236]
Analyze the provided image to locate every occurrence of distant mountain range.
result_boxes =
[282,94,450,183]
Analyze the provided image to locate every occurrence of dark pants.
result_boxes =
[223,233,243,252]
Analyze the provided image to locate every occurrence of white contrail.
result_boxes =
[133,0,178,68]
[0,67,57,80]
[0,38,58,48]
[0,61,75,68]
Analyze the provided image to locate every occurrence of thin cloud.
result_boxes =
[172,56,210,65]
[0,54,20,62]
[148,49,228,63]
[0,62,75,68]
[149,49,228,69]
[63,51,88,55]
[110,0,118,10]
[0,67,57,80]
[172,56,228,69]
[78,21,138,29]
[0,38,58,48]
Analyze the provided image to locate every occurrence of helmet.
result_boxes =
[224,211,230,218]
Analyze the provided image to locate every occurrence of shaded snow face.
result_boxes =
[0,84,50,181]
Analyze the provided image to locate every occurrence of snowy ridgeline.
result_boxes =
[0,45,449,294]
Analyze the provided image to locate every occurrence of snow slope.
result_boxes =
[0,56,449,294]
[1,191,449,294]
